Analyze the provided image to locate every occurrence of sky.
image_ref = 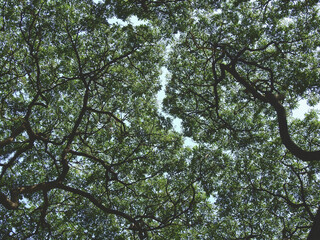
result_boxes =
[292,100,320,119]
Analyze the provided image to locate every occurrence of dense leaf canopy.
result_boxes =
[1,0,320,239]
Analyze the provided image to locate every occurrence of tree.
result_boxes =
[0,0,319,239]
[162,0,320,239]
[0,1,203,239]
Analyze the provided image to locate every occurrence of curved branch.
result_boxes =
[222,64,320,161]
[266,92,320,161]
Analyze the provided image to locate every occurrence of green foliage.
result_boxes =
[1,0,320,239]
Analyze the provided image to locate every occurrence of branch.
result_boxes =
[86,107,126,133]
[0,125,25,148]
[266,92,320,161]
[222,64,320,161]
[56,183,148,239]
[0,191,19,210]
[307,206,320,240]
[0,181,57,210]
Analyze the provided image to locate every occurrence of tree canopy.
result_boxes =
[1,0,320,239]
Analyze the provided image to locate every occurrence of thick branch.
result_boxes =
[0,191,19,210]
[223,64,320,161]
[266,93,320,161]
[0,125,25,148]
[0,182,57,210]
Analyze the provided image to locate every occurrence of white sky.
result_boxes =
[292,100,320,119]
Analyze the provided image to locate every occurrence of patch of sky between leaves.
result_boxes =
[292,100,320,120]
[107,15,148,26]
[157,67,197,147]
[92,0,148,26]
